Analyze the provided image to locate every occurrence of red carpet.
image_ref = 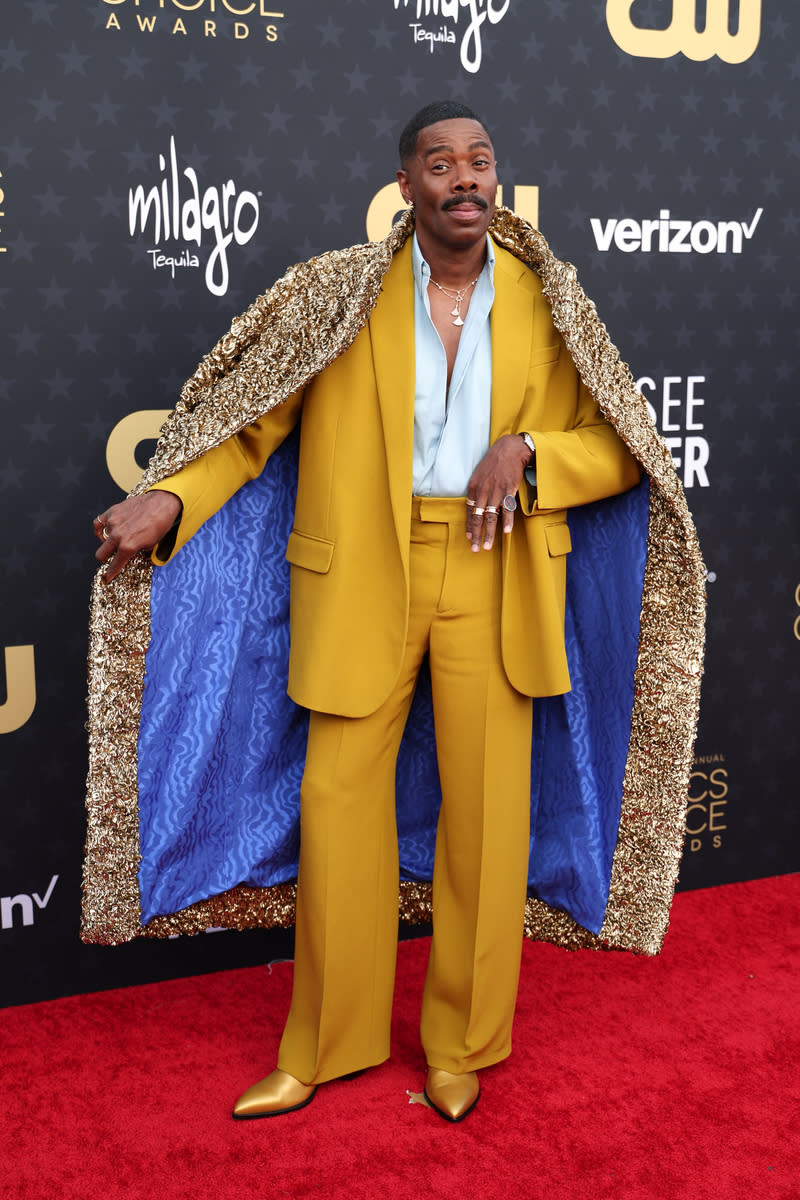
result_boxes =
[2,875,798,1200]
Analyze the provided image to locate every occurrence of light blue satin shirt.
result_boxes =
[412,233,495,496]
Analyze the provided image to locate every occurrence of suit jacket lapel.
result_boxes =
[370,239,415,551]
[490,242,535,443]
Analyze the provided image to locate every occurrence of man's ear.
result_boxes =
[396,168,411,206]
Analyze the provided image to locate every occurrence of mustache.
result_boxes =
[442,194,489,212]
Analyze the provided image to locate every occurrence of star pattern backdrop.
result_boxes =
[1,0,797,1005]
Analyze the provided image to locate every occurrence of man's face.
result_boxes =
[397,118,497,255]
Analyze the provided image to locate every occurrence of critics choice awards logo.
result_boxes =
[686,755,728,853]
[392,0,511,73]
[100,0,285,41]
[127,137,260,296]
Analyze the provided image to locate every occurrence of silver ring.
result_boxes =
[485,506,499,515]
[502,494,517,513]
[465,498,476,508]
[473,507,485,517]
[102,526,111,540]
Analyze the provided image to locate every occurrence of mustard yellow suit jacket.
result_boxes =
[152,238,640,716]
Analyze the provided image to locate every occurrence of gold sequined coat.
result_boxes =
[82,209,705,954]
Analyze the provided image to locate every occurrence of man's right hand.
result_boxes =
[93,490,182,583]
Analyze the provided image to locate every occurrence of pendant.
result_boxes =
[453,315,464,327]
[450,306,460,317]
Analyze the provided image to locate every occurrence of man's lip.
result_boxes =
[446,202,486,220]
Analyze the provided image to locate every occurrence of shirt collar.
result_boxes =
[412,232,495,300]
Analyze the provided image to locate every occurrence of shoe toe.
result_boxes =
[232,1069,316,1120]
[424,1068,480,1123]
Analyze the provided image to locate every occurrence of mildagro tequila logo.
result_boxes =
[101,0,284,42]
[128,136,260,296]
[392,0,511,74]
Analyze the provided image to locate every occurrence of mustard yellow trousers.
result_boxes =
[277,498,533,1084]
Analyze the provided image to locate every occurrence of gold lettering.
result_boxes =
[222,0,256,14]
[606,0,761,65]
[172,17,188,33]
[502,185,539,230]
[172,0,205,11]
[265,23,278,40]
[106,13,122,28]
[205,19,217,36]
[234,21,249,38]
[136,14,157,31]
[365,183,410,243]
[106,410,171,493]
[708,799,727,832]
[687,770,708,802]
[0,645,36,734]
[708,768,728,799]
[366,184,540,243]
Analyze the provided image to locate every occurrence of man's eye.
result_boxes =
[431,162,448,172]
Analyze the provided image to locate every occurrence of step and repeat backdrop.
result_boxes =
[1,1,797,1005]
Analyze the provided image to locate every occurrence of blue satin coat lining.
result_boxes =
[138,430,649,935]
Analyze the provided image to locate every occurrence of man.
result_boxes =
[89,102,702,1123]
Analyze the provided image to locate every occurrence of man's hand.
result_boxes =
[466,434,531,552]
[93,491,182,582]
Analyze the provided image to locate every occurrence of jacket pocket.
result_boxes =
[285,530,335,574]
[530,342,561,367]
[544,522,572,557]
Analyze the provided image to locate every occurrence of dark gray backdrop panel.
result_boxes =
[1,1,796,1005]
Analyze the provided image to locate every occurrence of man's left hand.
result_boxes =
[466,434,531,552]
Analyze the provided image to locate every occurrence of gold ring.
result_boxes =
[485,506,499,515]
[102,526,111,540]
[473,507,485,517]
[465,498,476,507]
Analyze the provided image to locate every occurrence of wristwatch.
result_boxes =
[520,432,537,493]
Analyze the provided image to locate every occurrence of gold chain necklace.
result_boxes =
[428,275,480,327]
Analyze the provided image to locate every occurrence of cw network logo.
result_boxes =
[1,874,58,930]
[128,136,260,297]
[590,208,763,255]
[606,0,761,65]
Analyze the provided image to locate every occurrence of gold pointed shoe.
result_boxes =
[232,1069,317,1120]
[424,1068,480,1123]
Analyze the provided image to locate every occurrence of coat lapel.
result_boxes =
[489,241,535,443]
[370,239,416,553]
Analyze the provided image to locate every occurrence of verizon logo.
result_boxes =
[590,208,763,254]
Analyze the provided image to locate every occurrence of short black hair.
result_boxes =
[398,101,491,164]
